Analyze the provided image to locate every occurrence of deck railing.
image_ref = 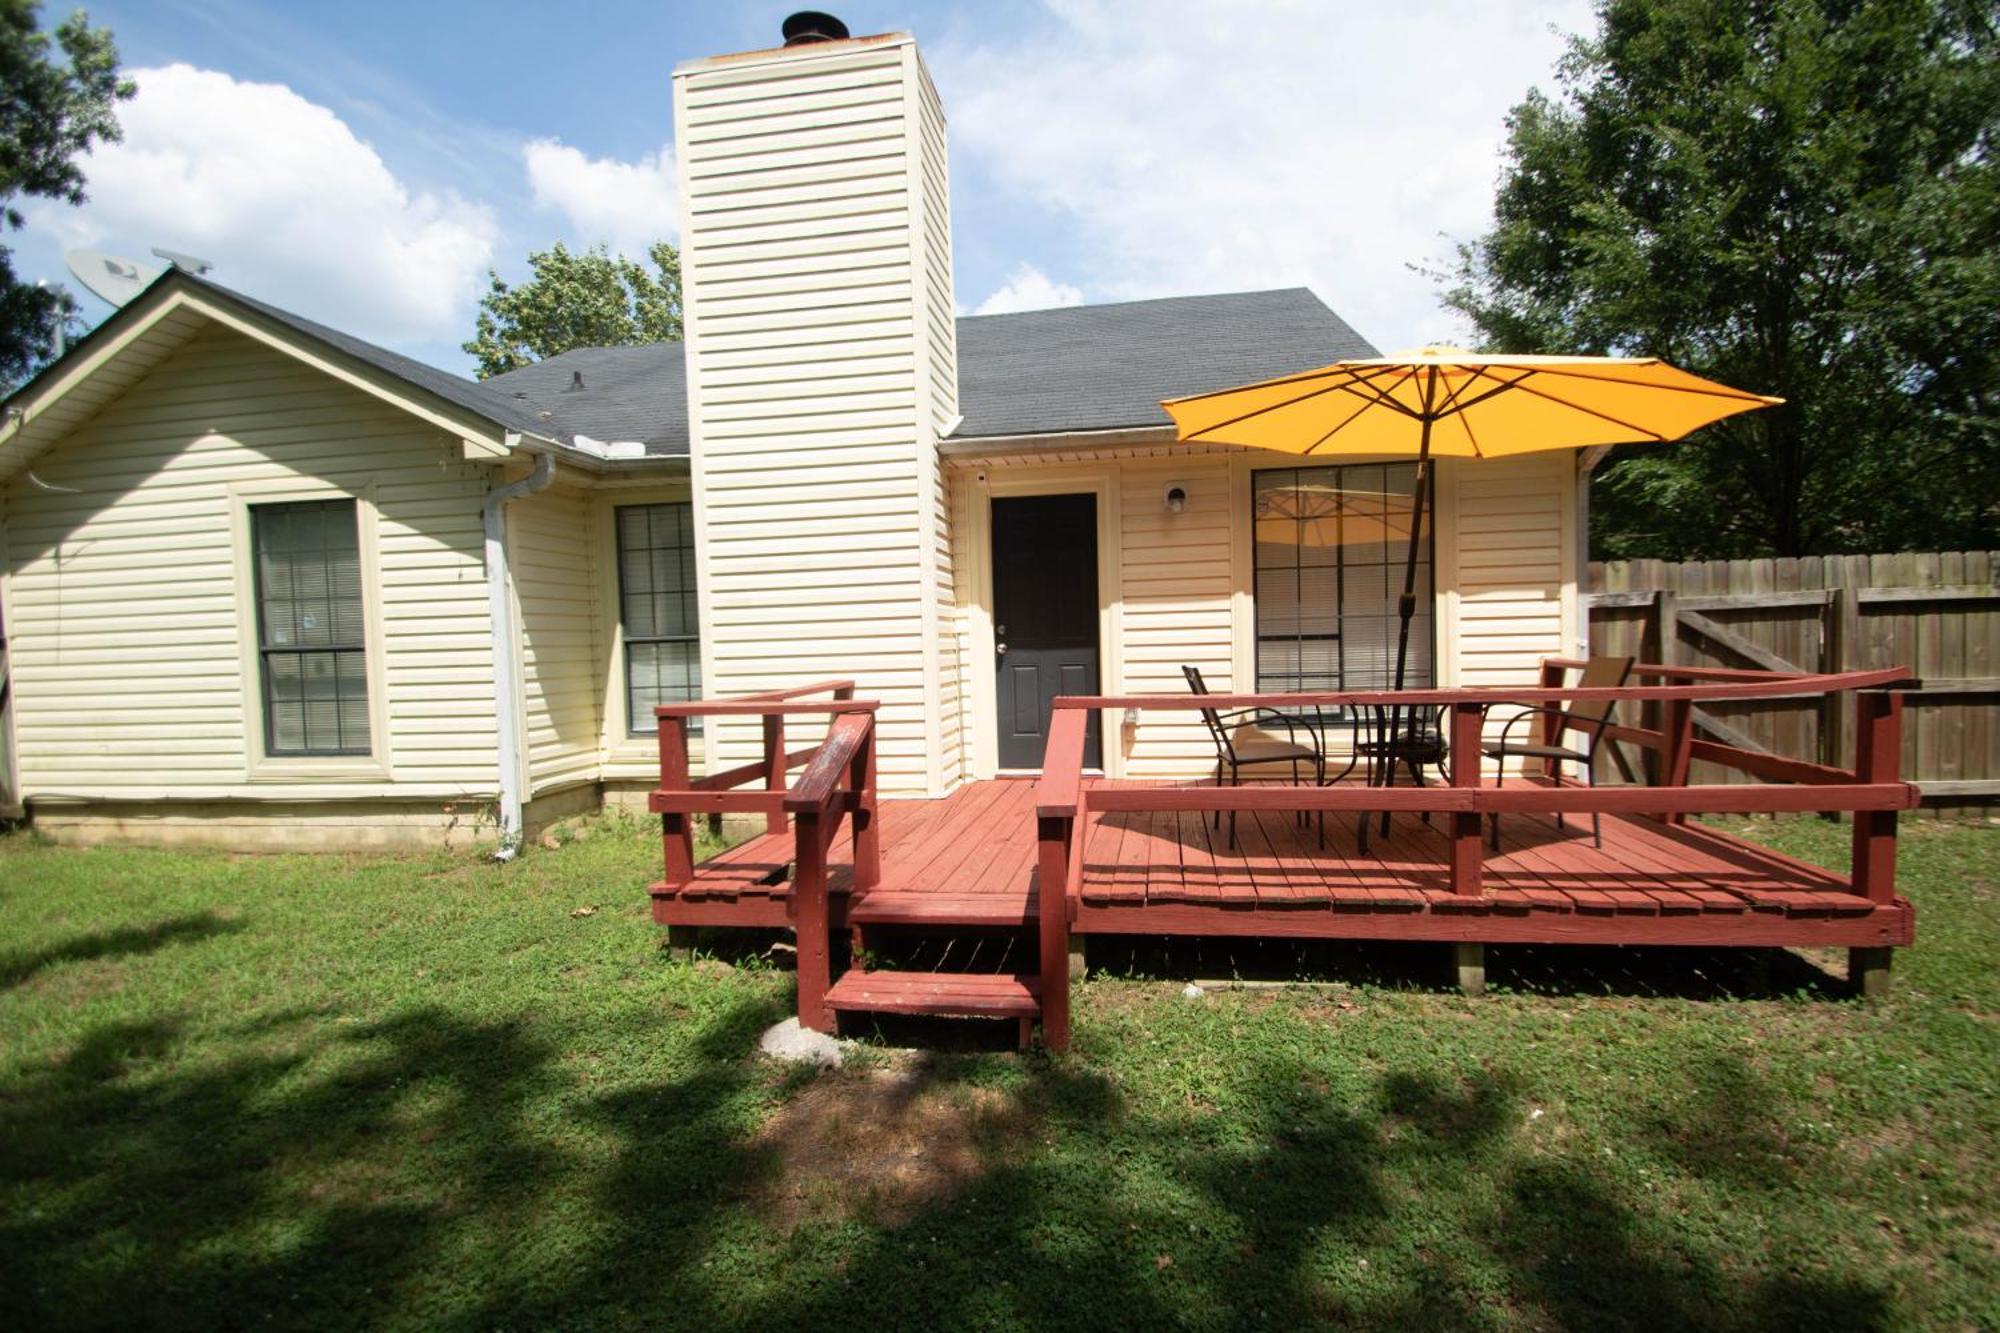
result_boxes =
[649,680,879,1030]
[1032,660,1920,1050]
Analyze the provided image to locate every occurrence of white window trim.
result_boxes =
[593,482,701,777]
[229,477,392,783]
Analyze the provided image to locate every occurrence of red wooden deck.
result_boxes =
[651,776,1913,950]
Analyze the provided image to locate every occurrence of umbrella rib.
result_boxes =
[1490,375,1673,441]
[1183,364,1412,442]
[1509,363,1781,401]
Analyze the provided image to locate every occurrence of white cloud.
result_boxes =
[973,262,1085,315]
[29,64,497,348]
[523,139,678,260]
[934,0,1595,345]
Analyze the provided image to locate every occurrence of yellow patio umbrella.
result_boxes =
[1165,347,1782,696]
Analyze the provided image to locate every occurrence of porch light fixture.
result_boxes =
[1164,483,1188,514]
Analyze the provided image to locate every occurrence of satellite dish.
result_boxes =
[65,249,165,308]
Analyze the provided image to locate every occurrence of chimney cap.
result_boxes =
[781,11,849,45]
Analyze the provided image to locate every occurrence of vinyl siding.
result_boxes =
[1440,454,1577,772]
[1,323,500,801]
[947,450,1579,782]
[676,35,954,796]
[510,478,604,795]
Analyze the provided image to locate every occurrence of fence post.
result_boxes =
[792,809,834,1032]
[657,713,695,886]
[1036,814,1072,1050]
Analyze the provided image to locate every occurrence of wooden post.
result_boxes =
[850,714,880,890]
[1662,696,1695,826]
[666,925,698,963]
[1037,814,1072,1051]
[762,712,785,836]
[1454,943,1486,997]
[1850,691,1903,902]
[792,810,834,1032]
[1646,589,1677,786]
[658,713,695,886]
[1449,702,1484,897]
[1537,659,1566,779]
[1849,947,1893,1000]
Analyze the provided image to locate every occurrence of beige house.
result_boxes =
[0,21,1591,849]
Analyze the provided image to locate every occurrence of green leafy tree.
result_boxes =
[464,241,682,378]
[0,1,133,392]
[1447,0,1999,558]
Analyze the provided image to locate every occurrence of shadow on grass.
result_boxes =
[0,911,245,990]
[1084,932,1849,1001]
[0,988,1896,1331]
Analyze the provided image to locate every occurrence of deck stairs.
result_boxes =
[828,881,1045,1044]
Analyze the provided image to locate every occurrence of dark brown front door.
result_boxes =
[992,493,1101,770]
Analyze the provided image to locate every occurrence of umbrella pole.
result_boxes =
[1383,411,1434,819]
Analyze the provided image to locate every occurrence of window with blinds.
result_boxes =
[616,502,701,735]
[252,499,371,756]
[1252,463,1433,693]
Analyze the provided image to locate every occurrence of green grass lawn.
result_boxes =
[0,814,1994,1331]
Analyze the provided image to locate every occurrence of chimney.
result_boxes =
[673,16,960,796]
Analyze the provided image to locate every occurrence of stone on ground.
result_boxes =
[758,1017,842,1070]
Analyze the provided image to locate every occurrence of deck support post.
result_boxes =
[1849,947,1893,1000]
[762,714,786,837]
[850,715,880,890]
[1037,814,1073,1051]
[1661,698,1695,826]
[1454,943,1486,997]
[792,811,834,1033]
[658,715,695,887]
[1448,703,1485,898]
[666,925,698,963]
[1068,934,1087,982]
[1850,690,1903,903]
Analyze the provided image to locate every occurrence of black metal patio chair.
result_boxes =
[1183,665,1326,849]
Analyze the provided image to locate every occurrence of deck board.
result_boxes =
[654,777,1911,947]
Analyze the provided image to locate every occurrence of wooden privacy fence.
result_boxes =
[1587,552,1998,812]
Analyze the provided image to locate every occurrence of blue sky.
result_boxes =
[16,0,1595,377]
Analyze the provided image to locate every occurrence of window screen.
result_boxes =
[252,499,370,756]
[616,502,700,735]
[1252,463,1433,693]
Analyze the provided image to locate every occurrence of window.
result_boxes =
[1252,463,1433,693]
[252,499,371,756]
[616,502,700,735]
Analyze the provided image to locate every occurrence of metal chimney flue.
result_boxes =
[781,11,848,45]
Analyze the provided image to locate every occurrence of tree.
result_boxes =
[464,241,682,378]
[1447,0,1999,558]
[0,1,133,392]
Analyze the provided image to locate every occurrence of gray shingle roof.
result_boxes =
[182,273,571,445]
[11,274,1373,462]
[484,286,1376,455]
[486,343,688,454]
[952,288,1376,439]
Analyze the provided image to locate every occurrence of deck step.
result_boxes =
[824,970,1041,1018]
[847,890,1037,928]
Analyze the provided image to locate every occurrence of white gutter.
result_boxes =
[483,443,557,858]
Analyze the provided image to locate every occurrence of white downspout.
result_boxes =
[483,446,556,858]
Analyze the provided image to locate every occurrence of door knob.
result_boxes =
[997,642,1008,656]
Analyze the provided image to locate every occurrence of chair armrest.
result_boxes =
[1485,704,1574,751]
